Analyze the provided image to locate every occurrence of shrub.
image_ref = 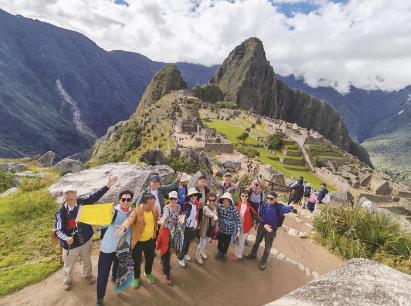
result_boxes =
[168,155,209,174]
[267,133,283,150]
[314,205,411,274]
[236,145,260,158]
[0,169,14,193]
[236,132,249,144]
[251,124,256,128]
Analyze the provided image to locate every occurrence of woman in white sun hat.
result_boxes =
[215,192,242,261]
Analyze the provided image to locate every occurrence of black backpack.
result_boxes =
[304,186,312,197]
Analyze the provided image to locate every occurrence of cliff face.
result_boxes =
[210,37,371,165]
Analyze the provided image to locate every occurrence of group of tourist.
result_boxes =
[55,172,298,306]
[287,176,329,213]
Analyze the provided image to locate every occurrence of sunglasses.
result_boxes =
[209,199,216,202]
[121,198,132,202]
[241,194,249,198]
[267,197,276,200]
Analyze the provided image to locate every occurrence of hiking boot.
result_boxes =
[177,258,186,267]
[245,254,256,259]
[200,250,208,259]
[196,253,204,265]
[96,298,104,306]
[165,274,172,286]
[132,277,140,289]
[184,254,191,261]
[259,261,268,270]
[144,272,156,284]
[85,275,96,284]
[63,281,72,291]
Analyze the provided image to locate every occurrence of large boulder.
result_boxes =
[0,162,26,172]
[37,151,56,167]
[218,156,242,171]
[140,149,168,166]
[329,191,354,204]
[257,164,286,190]
[267,258,411,306]
[53,159,84,175]
[48,162,175,204]
[371,177,392,195]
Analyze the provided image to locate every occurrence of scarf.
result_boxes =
[171,222,185,255]
[114,239,133,293]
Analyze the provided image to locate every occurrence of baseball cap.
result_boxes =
[169,191,178,199]
[63,185,76,193]
[150,174,161,182]
[267,191,278,198]
[224,172,232,177]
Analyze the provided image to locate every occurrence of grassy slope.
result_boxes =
[0,169,61,295]
[203,117,335,190]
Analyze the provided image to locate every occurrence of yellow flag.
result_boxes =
[76,203,114,225]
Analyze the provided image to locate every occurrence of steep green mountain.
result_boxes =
[209,37,371,165]
[90,65,187,165]
[0,9,215,159]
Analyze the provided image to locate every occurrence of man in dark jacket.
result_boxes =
[55,176,117,291]
[246,191,295,270]
[317,182,329,203]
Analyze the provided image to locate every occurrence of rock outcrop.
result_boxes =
[267,258,411,306]
[53,159,84,175]
[37,151,56,167]
[209,37,371,165]
[140,149,168,166]
[48,162,175,204]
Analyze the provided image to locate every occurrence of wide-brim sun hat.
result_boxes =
[187,187,202,198]
[219,192,234,204]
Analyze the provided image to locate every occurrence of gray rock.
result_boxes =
[351,181,360,188]
[329,191,354,204]
[218,156,242,171]
[15,171,46,179]
[53,159,84,175]
[48,162,175,204]
[266,258,411,306]
[0,187,18,198]
[140,149,168,166]
[37,151,56,167]
[0,162,26,172]
[147,165,175,184]
[360,200,377,214]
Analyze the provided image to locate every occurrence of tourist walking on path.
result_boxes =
[316,182,329,204]
[195,174,210,207]
[115,193,158,289]
[215,192,242,261]
[306,191,317,213]
[247,180,265,214]
[246,191,295,270]
[288,178,304,205]
[177,173,191,209]
[196,192,218,264]
[178,188,202,267]
[136,173,182,217]
[233,190,258,261]
[156,191,184,285]
[302,182,312,208]
[96,190,133,306]
[55,176,117,291]
[217,172,239,197]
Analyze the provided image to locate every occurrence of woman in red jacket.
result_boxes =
[233,190,257,261]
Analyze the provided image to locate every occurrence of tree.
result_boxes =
[267,133,283,150]
[236,132,249,144]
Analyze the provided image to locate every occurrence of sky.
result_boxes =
[1,0,410,93]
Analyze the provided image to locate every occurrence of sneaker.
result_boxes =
[63,281,72,291]
[232,255,241,262]
[200,250,208,259]
[132,277,140,289]
[165,274,172,286]
[245,254,256,259]
[184,254,191,261]
[144,272,156,284]
[259,261,267,270]
[177,258,186,267]
[96,298,104,306]
[196,253,204,265]
[214,251,222,260]
[85,275,96,284]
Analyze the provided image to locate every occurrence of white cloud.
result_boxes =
[1,0,411,93]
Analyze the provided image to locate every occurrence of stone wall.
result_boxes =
[315,167,352,191]
[204,143,234,154]
[282,157,305,166]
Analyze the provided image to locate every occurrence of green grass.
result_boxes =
[0,175,61,295]
[204,118,335,190]
[313,204,411,275]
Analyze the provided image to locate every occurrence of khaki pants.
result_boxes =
[62,239,92,283]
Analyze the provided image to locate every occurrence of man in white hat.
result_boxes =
[177,187,202,267]
[55,176,118,291]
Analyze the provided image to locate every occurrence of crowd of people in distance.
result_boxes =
[54,172,321,306]
[287,176,329,213]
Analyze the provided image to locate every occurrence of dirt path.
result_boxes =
[0,211,342,306]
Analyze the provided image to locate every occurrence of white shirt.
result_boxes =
[151,189,161,217]
[240,203,247,219]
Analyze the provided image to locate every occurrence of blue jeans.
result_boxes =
[97,251,118,300]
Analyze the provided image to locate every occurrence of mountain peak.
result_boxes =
[135,64,187,114]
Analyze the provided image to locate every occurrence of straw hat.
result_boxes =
[219,192,234,205]
[187,187,202,198]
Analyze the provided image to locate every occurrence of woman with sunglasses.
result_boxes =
[156,191,183,285]
[233,190,257,261]
[196,192,218,264]
[96,190,133,306]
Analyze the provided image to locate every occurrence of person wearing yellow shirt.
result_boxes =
[116,193,157,289]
